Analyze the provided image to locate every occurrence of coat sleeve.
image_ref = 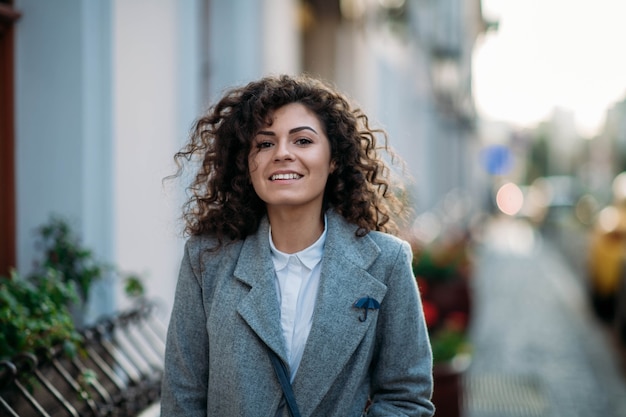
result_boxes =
[160,239,210,417]
[367,241,435,417]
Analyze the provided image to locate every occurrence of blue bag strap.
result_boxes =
[267,350,302,417]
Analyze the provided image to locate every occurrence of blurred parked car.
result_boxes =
[531,175,584,228]
[588,173,626,324]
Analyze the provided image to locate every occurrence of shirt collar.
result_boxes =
[269,215,327,271]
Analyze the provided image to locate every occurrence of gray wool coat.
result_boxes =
[160,210,435,417]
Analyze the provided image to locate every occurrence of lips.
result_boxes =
[270,173,302,181]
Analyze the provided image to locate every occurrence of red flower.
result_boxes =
[421,300,439,329]
[416,276,429,295]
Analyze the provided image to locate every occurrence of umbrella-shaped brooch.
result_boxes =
[354,296,380,322]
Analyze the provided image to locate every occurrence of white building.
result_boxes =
[2,0,487,321]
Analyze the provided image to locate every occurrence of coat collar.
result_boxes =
[235,210,388,413]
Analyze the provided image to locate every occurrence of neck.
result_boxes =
[268,208,325,254]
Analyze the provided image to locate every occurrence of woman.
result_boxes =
[161,74,434,417]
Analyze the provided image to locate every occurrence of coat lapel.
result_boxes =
[293,211,388,413]
[234,218,289,362]
[234,211,389,413]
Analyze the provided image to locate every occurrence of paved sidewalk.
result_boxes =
[463,217,626,417]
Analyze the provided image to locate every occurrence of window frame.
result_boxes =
[0,1,20,276]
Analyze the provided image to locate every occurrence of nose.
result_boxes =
[273,139,294,161]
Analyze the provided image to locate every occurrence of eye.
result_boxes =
[295,137,313,145]
[256,140,274,149]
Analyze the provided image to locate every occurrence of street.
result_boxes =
[463,216,626,417]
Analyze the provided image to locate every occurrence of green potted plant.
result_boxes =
[34,216,104,304]
[34,216,145,321]
[0,268,83,361]
[1,215,145,360]
[1,215,148,415]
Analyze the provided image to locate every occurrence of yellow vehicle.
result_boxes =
[588,173,626,323]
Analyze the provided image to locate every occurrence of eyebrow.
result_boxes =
[256,126,318,136]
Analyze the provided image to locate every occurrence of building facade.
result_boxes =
[4,0,487,319]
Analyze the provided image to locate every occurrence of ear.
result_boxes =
[330,160,337,174]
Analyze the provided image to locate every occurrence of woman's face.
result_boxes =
[248,102,334,216]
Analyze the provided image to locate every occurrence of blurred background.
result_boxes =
[3,0,626,415]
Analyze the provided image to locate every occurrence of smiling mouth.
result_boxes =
[270,173,302,181]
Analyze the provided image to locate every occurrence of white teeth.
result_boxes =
[271,173,301,180]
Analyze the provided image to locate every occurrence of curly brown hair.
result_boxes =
[172,74,408,245]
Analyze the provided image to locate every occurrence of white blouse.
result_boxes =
[269,219,326,381]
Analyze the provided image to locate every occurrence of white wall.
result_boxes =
[112,0,202,315]
[205,0,263,101]
[262,0,301,77]
[15,0,116,322]
[205,0,301,102]
[15,0,203,322]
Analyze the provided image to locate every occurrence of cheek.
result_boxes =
[312,163,333,187]
[319,151,334,177]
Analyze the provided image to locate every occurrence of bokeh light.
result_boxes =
[496,182,524,216]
